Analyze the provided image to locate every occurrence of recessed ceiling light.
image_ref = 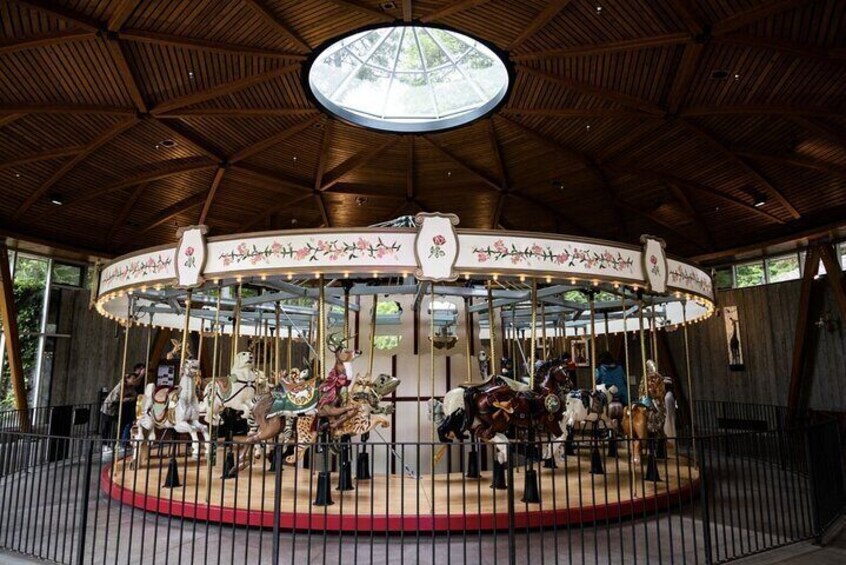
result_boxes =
[753,194,767,208]
[595,5,603,14]
[709,69,730,80]
[355,196,368,206]
[585,124,591,131]
[733,73,741,81]
[14,172,21,179]
[49,195,63,206]
[380,1,396,9]
[293,155,298,162]
[291,218,298,226]
[188,70,195,79]
[551,180,564,190]
[157,139,177,149]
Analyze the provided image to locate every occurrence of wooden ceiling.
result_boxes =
[1,0,845,263]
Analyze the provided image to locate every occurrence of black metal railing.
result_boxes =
[0,403,843,565]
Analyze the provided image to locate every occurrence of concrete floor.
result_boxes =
[0,444,837,564]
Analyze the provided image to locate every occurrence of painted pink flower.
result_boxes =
[556,253,569,264]
[237,243,248,254]
[433,235,446,246]
[294,247,309,260]
[477,253,488,262]
[185,247,194,256]
[222,257,231,266]
[271,241,282,253]
[511,256,521,264]
[494,239,507,253]
[650,255,657,265]
[356,237,368,250]
[532,244,543,255]
[146,258,155,267]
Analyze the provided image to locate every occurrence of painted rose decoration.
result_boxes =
[429,234,447,259]
[184,246,196,269]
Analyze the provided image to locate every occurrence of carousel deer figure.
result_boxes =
[619,360,667,466]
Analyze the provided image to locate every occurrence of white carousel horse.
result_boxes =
[200,351,264,426]
[133,359,208,465]
[428,398,510,466]
[543,384,619,461]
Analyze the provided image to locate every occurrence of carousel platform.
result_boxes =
[101,448,700,532]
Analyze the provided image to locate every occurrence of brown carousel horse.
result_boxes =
[618,360,667,465]
[437,356,576,443]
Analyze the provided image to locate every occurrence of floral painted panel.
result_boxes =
[666,259,714,300]
[99,250,176,293]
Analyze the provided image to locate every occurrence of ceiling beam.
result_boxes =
[132,192,208,237]
[508,191,595,237]
[712,0,816,36]
[715,33,842,65]
[0,113,26,129]
[105,182,147,244]
[668,0,705,36]
[313,120,334,191]
[614,195,709,252]
[517,65,666,115]
[402,0,412,23]
[734,149,846,181]
[595,119,667,162]
[681,105,840,118]
[229,164,311,195]
[495,114,588,168]
[150,64,301,115]
[0,146,83,171]
[665,40,706,115]
[314,193,330,227]
[512,32,689,61]
[229,114,323,163]
[0,31,96,55]
[502,108,658,119]
[198,165,227,225]
[322,0,393,22]
[7,0,101,31]
[238,193,314,232]
[118,29,305,59]
[107,0,140,32]
[422,136,502,193]
[486,119,509,228]
[603,163,786,224]
[420,0,492,23]
[65,161,218,206]
[507,0,573,52]
[242,0,310,53]
[319,137,397,192]
[156,119,227,162]
[788,115,846,149]
[406,136,414,200]
[102,35,147,113]
[13,118,139,219]
[680,119,801,219]
[0,104,136,116]
[156,108,317,118]
[666,182,717,249]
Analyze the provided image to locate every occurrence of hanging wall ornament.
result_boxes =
[723,305,745,371]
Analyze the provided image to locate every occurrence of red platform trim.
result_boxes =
[101,463,699,532]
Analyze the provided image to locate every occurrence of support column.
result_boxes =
[0,244,28,422]
[787,245,821,422]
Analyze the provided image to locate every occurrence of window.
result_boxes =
[840,243,846,269]
[714,267,733,290]
[307,25,510,133]
[51,262,84,287]
[734,261,765,288]
[765,254,800,283]
[373,335,402,350]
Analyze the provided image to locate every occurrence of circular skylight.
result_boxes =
[307,26,511,133]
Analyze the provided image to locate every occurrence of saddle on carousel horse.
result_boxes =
[147,385,180,426]
[267,371,319,419]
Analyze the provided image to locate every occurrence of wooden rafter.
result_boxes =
[420,0,492,23]
[668,0,705,36]
[319,137,397,192]
[736,150,846,181]
[786,244,821,420]
[595,120,668,163]
[0,146,83,171]
[712,0,816,36]
[715,33,841,65]
[198,166,227,225]
[680,119,801,219]
[517,65,665,115]
[13,118,139,219]
[507,0,573,51]
[0,113,27,129]
[105,182,147,244]
[614,195,709,251]
[7,0,101,31]
[603,163,787,224]
[402,0,412,23]
[0,104,136,116]
[502,108,658,119]
[681,105,839,118]
[322,0,393,22]
[150,64,301,115]
[667,182,716,249]
[819,244,846,323]
[242,0,310,53]
[118,29,305,59]
[665,40,706,115]
[102,35,147,113]
[107,0,140,32]
[65,161,218,206]
[238,193,314,232]
[130,192,208,237]
[512,32,689,61]
[315,193,330,227]
[422,136,502,193]
[510,191,595,236]
[0,31,96,55]
[156,108,317,118]
[788,115,846,149]
[230,164,311,195]
[594,167,631,240]
[313,120,334,191]
[495,114,588,169]
[491,193,507,230]
[229,114,323,163]
[486,119,509,228]
[156,119,227,162]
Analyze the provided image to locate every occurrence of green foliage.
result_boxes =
[373,335,401,350]
[376,300,400,315]
[735,262,765,288]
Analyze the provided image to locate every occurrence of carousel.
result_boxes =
[95,213,714,532]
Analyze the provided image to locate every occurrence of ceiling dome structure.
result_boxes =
[307,25,510,132]
[0,1,844,264]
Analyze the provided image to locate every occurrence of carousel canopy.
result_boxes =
[0,1,844,263]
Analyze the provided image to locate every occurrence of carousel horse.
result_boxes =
[436,356,575,444]
[132,359,207,467]
[618,361,667,465]
[200,351,263,426]
[543,383,621,461]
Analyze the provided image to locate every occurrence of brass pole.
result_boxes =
[231,283,242,366]
[622,293,637,497]
[682,302,696,453]
[318,275,325,381]
[540,300,547,361]
[530,279,537,388]
[604,312,610,350]
[114,296,133,452]
[464,297,473,382]
[486,280,497,376]
[274,303,281,383]
[590,292,597,389]
[344,287,350,342]
[638,296,648,399]
[286,324,292,374]
[650,298,658,366]
[196,319,204,389]
[369,293,378,378]
[144,319,152,385]
[206,290,221,502]
[430,283,436,449]
[180,290,193,363]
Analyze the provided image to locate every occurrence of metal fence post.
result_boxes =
[698,439,714,564]
[75,440,95,565]
[272,444,283,565]
[506,442,516,565]
[803,425,824,543]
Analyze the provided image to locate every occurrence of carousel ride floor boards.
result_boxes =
[102,443,700,532]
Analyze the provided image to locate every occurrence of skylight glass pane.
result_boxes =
[308,25,510,132]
